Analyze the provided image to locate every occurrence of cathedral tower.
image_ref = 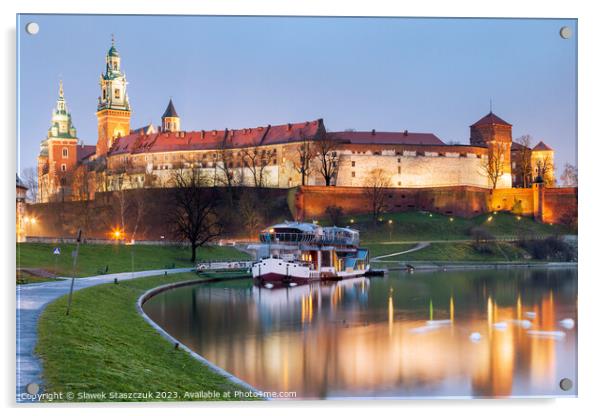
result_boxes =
[161,99,180,132]
[96,36,131,156]
[37,80,80,201]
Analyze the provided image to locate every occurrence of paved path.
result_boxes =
[16,267,192,400]
[371,242,430,261]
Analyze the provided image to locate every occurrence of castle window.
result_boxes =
[351,171,355,178]
[351,161,355,167]
[62,148,69,158]
[398,166,401,174]
[61,164,67,172]
[103,89,106,100]
[115,89,121,99]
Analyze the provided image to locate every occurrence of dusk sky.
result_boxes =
[17,14,577,176]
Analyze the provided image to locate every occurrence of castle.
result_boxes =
[37,39,555,203]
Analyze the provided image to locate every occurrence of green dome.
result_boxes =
[108,45,119,57]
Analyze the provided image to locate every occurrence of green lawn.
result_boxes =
[36,272,257,402]
[16,243,250,277]
[16,270,58,285]
[363,243,417,258]
[369,241,532,263]
[322,211,568,243]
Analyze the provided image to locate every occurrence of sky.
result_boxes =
[17,14,577,177]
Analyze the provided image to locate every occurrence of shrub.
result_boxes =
[470,226,496,254]
[518,236,576,261]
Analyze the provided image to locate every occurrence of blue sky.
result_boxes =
[17,15,577,176]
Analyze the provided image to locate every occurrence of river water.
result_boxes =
[143,268,577,399]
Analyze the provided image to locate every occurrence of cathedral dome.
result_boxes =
[108,45,119,57]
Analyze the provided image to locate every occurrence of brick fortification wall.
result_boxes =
[25,187,290,240]
[294,185,577,224]
[542,187,578,224]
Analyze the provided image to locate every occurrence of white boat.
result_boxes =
[248,222,369,284]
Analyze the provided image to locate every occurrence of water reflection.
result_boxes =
[143,268,577,399]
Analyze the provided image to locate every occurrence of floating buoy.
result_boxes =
[493,322,508,330]
[410,325,439,334]
[426,319,451,326]
[559,318,575,329]
[289,282,297,287]
[264,283,274,289]
[469,332,482,342]
[527,330,566,339]
[524,311,537,319]
[510,319,532,329]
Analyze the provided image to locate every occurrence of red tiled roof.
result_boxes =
[108,119,324,156]
[511,141,529,151]
[327,131,445,146]
[532,141,553,151]
[77,145,97,161]
[471,112,512,127]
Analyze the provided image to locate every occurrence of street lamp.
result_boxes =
[111,227,124,241]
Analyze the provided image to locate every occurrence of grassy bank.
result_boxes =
[321,211,568,243]
[17,243,250,277]
[36,272,256,402]
[368,241,531,263]
[16,270,58,285]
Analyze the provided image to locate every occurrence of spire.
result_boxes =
[58,79,64,100]
[107,34,119,57]
[162,98,179,118]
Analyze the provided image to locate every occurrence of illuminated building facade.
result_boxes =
[36,39,555,203]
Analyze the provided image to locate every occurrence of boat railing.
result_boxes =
[259,231,359,246]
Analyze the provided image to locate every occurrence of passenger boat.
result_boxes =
[248,222,370,283]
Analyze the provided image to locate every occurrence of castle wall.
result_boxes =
[295,185,492,220]
[335,152,491,188]
[293,185,577,224]
[542,187,577,224]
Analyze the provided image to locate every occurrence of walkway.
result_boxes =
[16,267,192,400]
[371,242,430,261]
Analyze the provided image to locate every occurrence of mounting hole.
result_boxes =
[25,22,39,35]
[559,378,573,391]
[26,382,40,395]
[559,26,572,39]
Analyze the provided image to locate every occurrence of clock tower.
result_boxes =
[96,35,131,157]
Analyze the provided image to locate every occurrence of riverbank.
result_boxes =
[16,243,249,278]
[325,211,572,243]
[35,272,257,402]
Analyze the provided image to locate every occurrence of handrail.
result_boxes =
[259,231,359,246]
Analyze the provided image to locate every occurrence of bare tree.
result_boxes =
[363,168,391,224]
[314,135,340,186]
[170,169,222,262]
[536,156,555,187]
[560,163,578,187]
[239,190,263,239]
[215,137,241,201]
[293,137,315,186]
[514,135,532,188]
[21,167,38,202]
[481,143,505,190]
[242,145,272,187]
[70,166,94,235]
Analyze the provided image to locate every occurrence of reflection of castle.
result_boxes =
[191,276,575,398]
[37,39,554,203]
